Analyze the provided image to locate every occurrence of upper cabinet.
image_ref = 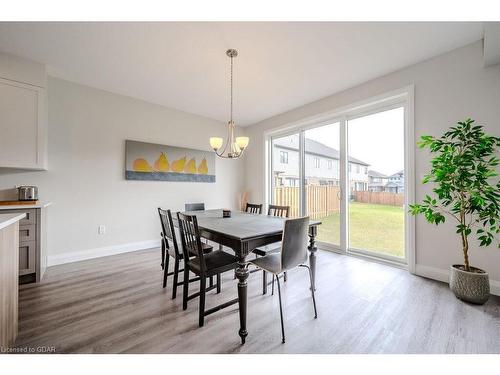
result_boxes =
[0,52,47,170]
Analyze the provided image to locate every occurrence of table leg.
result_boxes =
[235,254,249,344]
[308,225,318,291]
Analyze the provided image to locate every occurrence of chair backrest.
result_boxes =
[245,203,263,214]
[185,202,205,211]
[158,208,181,259]
[281,216,310,270]
[176,212,206,272]
[268,204,290,218]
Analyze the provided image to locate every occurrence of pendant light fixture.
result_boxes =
[209,49,249,158]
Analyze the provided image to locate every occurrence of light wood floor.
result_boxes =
[14,248,500,354]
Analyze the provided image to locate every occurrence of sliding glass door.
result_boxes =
[268,95,409,265]
[347,107,405,260]
[304,123,341,247]
[271,132,301,218]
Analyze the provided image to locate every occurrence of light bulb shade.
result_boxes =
[210,137,224,151]
[235,137,249,150]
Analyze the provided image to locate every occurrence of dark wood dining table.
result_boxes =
[182,209,321,344]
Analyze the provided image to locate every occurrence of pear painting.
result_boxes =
[154,152,169,172]
[184,158,197,174]
[198,158,208,175]
[126,140,215,183]
[171,156,186,173]
[133,158,154,172]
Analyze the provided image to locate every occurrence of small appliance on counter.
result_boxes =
[17,185,38,201]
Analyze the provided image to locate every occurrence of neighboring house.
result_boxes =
[368,170,389,192]
[385,170,405,193]
[367,169,404,193]
[272,135,369,191]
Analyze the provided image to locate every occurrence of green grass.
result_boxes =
[316,202,405,258]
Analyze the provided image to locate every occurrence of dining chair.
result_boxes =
[250,216,317,343]
[177,212,239,327]
[252,204,290,294]
[245,203,263,214]
[158,208,213,299]
[267,204,290,218]
[185,203,205,211]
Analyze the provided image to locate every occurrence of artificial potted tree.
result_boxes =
[410,119,499,304]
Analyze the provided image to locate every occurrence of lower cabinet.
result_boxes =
[19,241,36,276]
[0,207,47,284]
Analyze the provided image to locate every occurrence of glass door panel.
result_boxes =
[304,122,341,246]
[271,133,301,218]
[347,107,405,259]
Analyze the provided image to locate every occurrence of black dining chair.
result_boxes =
[158,208,214,299]
[185,203,205,211]
[250,216,317,343]
[177,212,239,327]
[252,204,290,294]
[245,203,263,214]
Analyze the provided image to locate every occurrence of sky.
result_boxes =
[305,107,405,176]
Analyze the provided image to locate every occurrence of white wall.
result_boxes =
[0,77,245,264]
[243,41,500,290]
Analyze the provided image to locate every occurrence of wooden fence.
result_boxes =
[273,186,403,219]
[354,191,404,207]
[273,186,340,219]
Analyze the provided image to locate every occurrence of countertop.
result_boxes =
[0,201,52,210]
[0,213,26,230]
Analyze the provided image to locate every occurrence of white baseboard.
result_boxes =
[415,264,500,296]
[47,239,161,267]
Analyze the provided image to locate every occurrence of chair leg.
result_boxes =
[162,254,170,288]
[182,266,189,310]
[262,270,267,295]
[284,271,288,282]
[271,274,275,295]
[199,276,206,327]
[172,258,180,299]
[306,266,318,318]
[276,275,286,343]
[216,273,221,294]
[209,275,214,287]
[161,240,165,270]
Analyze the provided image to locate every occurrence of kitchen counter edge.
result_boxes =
[0,213,27,230]
[0,201,52,210]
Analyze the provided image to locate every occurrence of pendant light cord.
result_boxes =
[230,54,233,124]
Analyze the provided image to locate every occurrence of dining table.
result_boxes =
[181,209,321,344]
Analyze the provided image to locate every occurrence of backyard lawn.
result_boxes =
[316,202,405,258]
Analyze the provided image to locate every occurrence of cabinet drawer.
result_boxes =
[19,224,36,242]
[19,241,36,276]
[20,209,37,225]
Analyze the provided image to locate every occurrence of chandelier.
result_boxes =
[209,49,249,158]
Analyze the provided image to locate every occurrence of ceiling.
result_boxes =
[0,22,484,126]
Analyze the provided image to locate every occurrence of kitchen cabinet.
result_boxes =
[0,203,50,284]
[0,52,47,170]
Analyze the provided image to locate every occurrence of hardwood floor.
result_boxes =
[14,248,500,354]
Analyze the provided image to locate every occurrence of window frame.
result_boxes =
[279,150,288,164]
[314,157,320,168]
